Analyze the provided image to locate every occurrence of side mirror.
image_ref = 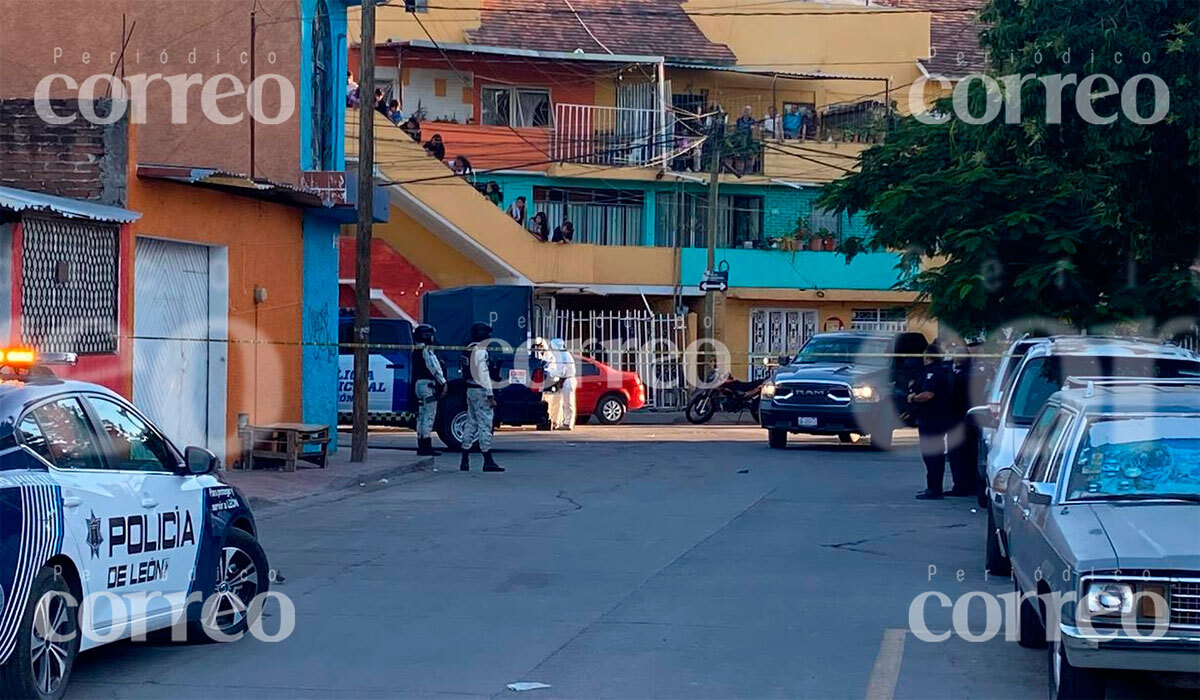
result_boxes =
[968,405,998,431]
[184,446,219,475]
[991,465,1016,495]
[776,354,790,367]
[1028,482,1055,506]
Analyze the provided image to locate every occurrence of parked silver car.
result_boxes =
[972,336,1200,576]
[993,379,1200,699]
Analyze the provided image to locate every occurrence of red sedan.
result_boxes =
[575,356,646,424]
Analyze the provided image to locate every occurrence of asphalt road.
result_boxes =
[66,425,1187,699]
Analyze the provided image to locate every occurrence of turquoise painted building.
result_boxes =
[482,172,901,292]
[300,0,357,444]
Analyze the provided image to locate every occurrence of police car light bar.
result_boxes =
[0,349,77,369]
[0,348,37,367]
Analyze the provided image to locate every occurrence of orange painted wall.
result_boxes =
[126,175,306,460]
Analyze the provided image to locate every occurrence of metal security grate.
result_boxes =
[1171,581,1200,628]
[21,216,119,354]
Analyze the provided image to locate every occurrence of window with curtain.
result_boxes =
[653,192,764,248]
[809,206,842,239]
[532,187,644,245]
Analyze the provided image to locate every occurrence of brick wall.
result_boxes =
[0,99,128,205]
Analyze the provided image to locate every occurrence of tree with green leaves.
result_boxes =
[819,0,1199,336]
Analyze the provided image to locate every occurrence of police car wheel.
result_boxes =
[190,528,269,641]
[0,565,80,700]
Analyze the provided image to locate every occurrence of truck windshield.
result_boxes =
[1065,415,1200,500]
[1008,356,1200,425]
[793,337,890,366]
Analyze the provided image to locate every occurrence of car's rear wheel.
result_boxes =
[189,528,269,642]
[1048,634,1105,699]
[986,506,1010,576]
[768,429,788,449]
[0,566,80,700]
[437,394,468,451]
[595,395,627,425]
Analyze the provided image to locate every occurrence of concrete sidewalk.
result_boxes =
[223,445,432,508]
[624,409,758,426]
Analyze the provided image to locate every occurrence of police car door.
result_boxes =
[18,395,138,638]
[81,394,203,630]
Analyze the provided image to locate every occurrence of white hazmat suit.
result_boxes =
[547,338,577,430]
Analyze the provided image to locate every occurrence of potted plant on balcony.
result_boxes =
[819,227,837,251]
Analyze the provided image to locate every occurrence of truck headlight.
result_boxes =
[851,384,880,402]
[1083,582,1134,617]
[761,382,776,399]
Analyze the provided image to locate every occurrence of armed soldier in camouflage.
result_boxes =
[459,322,505,472]
[412,323,447,457]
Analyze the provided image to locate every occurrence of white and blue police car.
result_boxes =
[0,349,269,699]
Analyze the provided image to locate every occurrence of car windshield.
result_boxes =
[1008,355,1200,424]
[1065,415,1200,500]
[792,337,890,366]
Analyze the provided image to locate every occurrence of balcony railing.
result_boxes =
[552,104,673,168]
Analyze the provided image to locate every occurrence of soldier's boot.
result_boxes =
[459,447,471,471]
[417,438,441,457]
[482,450,505,472]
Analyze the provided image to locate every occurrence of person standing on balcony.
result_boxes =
[782,104,801,139]
[401,115,422,142]
[736,105,756,135]
[507,196,527,226]
[762,106,780,140]
[388,99,404,126]
[528,211,550,242]
[423,133,446,162]
[484,181,503,207]
[550,219,574,243]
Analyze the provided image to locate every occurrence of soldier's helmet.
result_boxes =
[469,323,493,343]
[414,324,436,344]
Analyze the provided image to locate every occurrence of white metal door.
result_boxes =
[749,308,818,378]
[133,238,211,450]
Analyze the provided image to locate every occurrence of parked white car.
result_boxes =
[970,336,1200,575]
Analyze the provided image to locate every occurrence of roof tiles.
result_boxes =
[466,0,736,65]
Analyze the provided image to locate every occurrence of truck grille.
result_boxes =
[775,382,851,406]
[1172,581,1200,627]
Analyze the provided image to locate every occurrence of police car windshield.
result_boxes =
[793,337,889,366]
[1009,356,1200,425]
[1065,415,1200,500]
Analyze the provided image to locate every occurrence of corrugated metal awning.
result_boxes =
[393,39,665,66]
[666,62,888,82]
[0,185,141,223]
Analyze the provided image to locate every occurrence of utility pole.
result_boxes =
[351,0,376,463]
[701,111,725,376]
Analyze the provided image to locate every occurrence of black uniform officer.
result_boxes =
[908,341,954,500]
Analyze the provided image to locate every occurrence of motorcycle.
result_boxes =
[685,374,765,424]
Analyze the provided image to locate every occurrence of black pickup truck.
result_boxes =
[758,331,929,449]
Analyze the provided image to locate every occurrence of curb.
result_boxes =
[240,455,435,511]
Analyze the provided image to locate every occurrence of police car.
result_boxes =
[0,349,268,699]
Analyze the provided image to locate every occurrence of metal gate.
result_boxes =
[133,238,212,451]
[539,309,688,410]
[749,308,817,379]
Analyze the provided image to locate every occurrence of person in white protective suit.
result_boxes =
[548,338,577,430]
